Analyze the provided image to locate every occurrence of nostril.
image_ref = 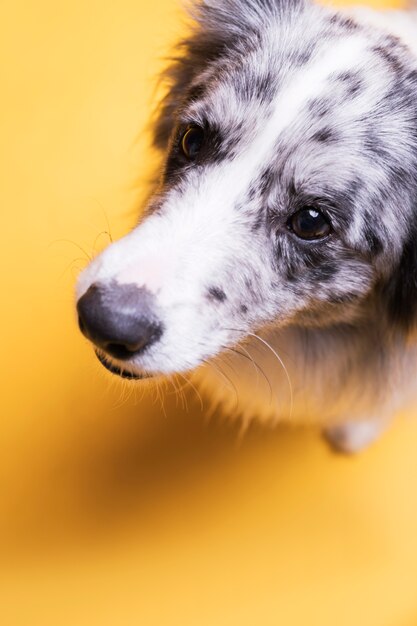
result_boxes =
[105,341,147,360]
[106,344,130,360]
[103,321,163,360]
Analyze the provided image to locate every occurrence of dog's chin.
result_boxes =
[95,351,153,380]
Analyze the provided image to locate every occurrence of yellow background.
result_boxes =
[1,0,417,624]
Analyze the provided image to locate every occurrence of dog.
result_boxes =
[76,0,417,453]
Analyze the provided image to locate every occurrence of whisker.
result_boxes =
[176,372,204,412]
[204,359,239,412]
[168,373,189,412]
[223,345,273,406]
[92,230,113,255]
[100,206,114,243]
[177,376,189,412]
[88,198,114,244]
[48,238,92,261]
[112,378,133,410]
[156,377,168,419]
[58,256,90,281]
[224,327,293,420]
[247,331,293,420]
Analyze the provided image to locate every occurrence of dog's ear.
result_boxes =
[153,0,306,150]
[383,217,417,335]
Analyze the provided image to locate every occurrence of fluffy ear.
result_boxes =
[152,0,306,150]
[384,220,417,335]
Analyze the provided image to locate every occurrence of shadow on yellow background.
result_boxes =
[1,0,417,624]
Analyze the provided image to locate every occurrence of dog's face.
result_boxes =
[76,0,417,379]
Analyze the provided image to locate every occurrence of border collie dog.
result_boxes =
[76,0,417,453]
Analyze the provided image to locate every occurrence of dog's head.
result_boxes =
[76,0,417,379]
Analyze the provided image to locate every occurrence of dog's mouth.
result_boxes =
[95,350,152,380]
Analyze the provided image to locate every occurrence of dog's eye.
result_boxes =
[181,126,204,160]
[289,207,331,240]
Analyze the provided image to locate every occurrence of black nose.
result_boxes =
[77,283,163,360]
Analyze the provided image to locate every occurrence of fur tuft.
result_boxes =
[189,0,305,37]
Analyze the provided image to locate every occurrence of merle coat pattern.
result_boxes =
[76,0,417,453]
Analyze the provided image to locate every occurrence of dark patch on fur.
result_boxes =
[328,13,360,32]
[201,122,240,163]
[406,69,417,86]
[294,48,314,67]
[311,263,338,282]
[184,82,209,106]
[282,241,330,282]
[253,73,275,103]
[362,217,384,256]
[363,126,393,161]
[372,42,405,75]
[312,127,338,144]
[244,276,257,299]
[335,71,364,97]
[258,167,276,196]
[346,178,363,201]
[247,184,258,202]
[207,286,227,302]
[251,212,265,232]
[236,70,276,104]
[307,97,332,119]
[383,218,417,333]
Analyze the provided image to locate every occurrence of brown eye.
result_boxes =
[181,126,204,160]
[289,207,331,240]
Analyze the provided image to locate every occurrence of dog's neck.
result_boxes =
[196,305,414,429]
